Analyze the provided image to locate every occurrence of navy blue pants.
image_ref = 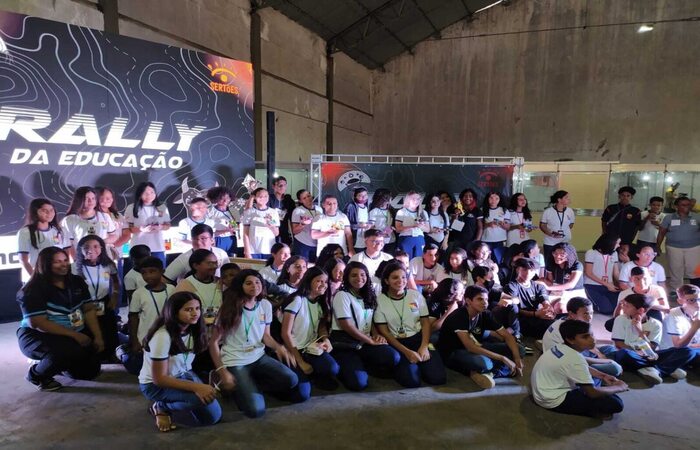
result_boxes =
[584,284,619,315]
[394,333,447,388]
[215,235,239,257]
[446,342,525,378]
[292,351,340,390]
[292,240,317,263]
[332,344,401,391]
[550,388,624,417]
[611,347,694,376]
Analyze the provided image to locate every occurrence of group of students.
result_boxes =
[13,179,700,431]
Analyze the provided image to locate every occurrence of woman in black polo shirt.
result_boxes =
[16,247,103,391]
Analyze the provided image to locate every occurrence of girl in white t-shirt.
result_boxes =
[207,186,240,257]
[61,186,117,259]
[444,247,472,285]
[209,269,307,418]
[369,188,397,253]
[17,199,70,282]
[138,292,221,432]
[374,261,446,388]
[507,193,536,246]
[394,191,430,259]
[72,235,120,360]
[323,257,346,299]
[583,234,621,315]
[330,261,399,391]
[291,189,322,261]
[539,190,575,261]
[124,182,171,266]
[259,243,291,284]
[480,192,510,264]
[425,193,450,250]
[175,249,222,327]
[96,186,130,259]
[281,266,339,390]
[467,241,502,286]
[242,188,280,259]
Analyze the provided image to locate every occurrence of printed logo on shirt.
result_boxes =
[625,214,633,220]
[409,301,419,313]
[551,346,564,359]
[259,310,266,324]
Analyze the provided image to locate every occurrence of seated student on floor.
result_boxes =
[209,269,307,418]
[542,297,622,377]
[323,257,346,299]
[330,261,400,391]
[618,244,666,291]
[123,245,151,303]
[437,285,525,390]
[531,320,628,418]
[606,266,668,332]
[281,266,340,391]
[608,293,693,385]
[504,258,556,339]
[543,242,585,314]
[374,261,446,388]
[219,263,241,291]
[660,284,700,368]
[444,247,472,285]
[139,292,221,432]
[122,257,173,375]
[392,249,419,290]
[466,241,501,286]
[164,224,230,284]
[349,229,393,277]
[259,243,291,284]
[409,243,446,295]
[17,247,103,391]
[427,278,465,340]
[471,266,523,344]
[582,235,621,315]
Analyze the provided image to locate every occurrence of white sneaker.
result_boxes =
[534,340,543,352]
[638,367,662,385]
[670,368,687,380]
[470,372,496,390]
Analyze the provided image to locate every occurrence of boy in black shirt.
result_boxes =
[504,258,556,338]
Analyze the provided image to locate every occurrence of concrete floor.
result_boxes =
[0,316,698,450]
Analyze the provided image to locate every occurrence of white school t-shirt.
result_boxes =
[374,290,428,338]
[16,226,70,281]
[61,213,116,248]
[540,207,575,246]
[221,300,273,367]
[72,263,115,300]
[427,211,449,244]
[182,275,222,317]
[617,286,667,311]
[241,206,280,255]
[531,344,594,409]
[129,285,172,342]
[124,204,171,252]
[349,251,393,277]
[291,205,323,247]
[354,205,370,249]
[284,296,323,349]
[583,250,618,286]
[660,307,700,350]
[409,257,446,283]
[638,210,666,243]
[124,269,148,292]
[138,328,195,384]
[311,212,351,256]
[259,265,283,284]
[506,210,532,246]
[481,207,509,243]
[369,207,396,244]
[611,315,663,347]
[208,205,241,239]
[542,318,566,352]
[331,290,374,335]
[177,217,215,241]
[163,247,230,283]
[618,261,666,286]
[395,208,428,238]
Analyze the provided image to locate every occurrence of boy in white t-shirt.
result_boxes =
[349,229,393,277]
[532,320,628,418]
[660,284,700,367]
[177,197,215,245]
[609,293,693,385]
[311,195,354,257]
[637,196,665,251]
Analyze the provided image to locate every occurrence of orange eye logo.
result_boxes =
[208,61,240,96]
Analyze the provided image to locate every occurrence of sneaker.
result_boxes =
[534,340,543,353]
[470,372,496,390]
[670,368,687,380]
[637,367,662,385]
[515,338,534,355]
[25,367,63,392]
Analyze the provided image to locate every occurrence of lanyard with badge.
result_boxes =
[389,292,408,338]
[148,286,170,316]
[516,212,526,239]
[306,299,320,338]
[180,334,192,369]
[203,283,220,325]
[555,208,566,238]
[351,291,372,334]
[66,287,84,329]
[84,266,107,316]
[242,303,259,351]
[601,255,611,283]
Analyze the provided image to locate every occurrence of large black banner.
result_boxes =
[320,162,515,208]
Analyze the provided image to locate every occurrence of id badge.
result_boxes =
[69,309,84,329]
[519,229,525,239]
[397,326,407,339]
[243,346,255,353]
[94,301,105,316]
[204,307,217,325]
[557,229,564,237]
[601,276,609,283]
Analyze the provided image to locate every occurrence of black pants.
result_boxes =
[17,327,101,381]
[97,301,120,361]
[551,388,624,417]
[519,315,556,339]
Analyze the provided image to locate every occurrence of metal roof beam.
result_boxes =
[408,0,440,38]
[349,0,414,54]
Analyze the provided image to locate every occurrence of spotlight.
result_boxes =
[642,174,650,181]
[638,24,654,33]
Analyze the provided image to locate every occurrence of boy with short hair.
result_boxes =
[123,244,151,303]
[504,258,555,338]
[472,265,522,342]
[543,297,622,377]
[408,243,446,294]
[311,194,354,257]
[178,197,215,245]
[438,285,524,390]
[349,228,393,277]
[610,293,693,384]
[637,196,665,251]
[121,257,172,375]
[660,284,700,366]
[532,320,628,418]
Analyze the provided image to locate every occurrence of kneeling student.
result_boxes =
[532,320,628,418]
[660,284,700,368]
[542,297,622,377]
[437,285,525,389]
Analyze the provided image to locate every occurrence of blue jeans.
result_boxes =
[584,284,619,315]
[485,241,505,265]
[292,240,317,263]
[397,235,425,259]
[251,253,271,260]
[120,350,143,376]
[227,354,307,418]
[140,371,222,426]
[151,251,166,268]
[215,235,238,257]
[611,347,694,376]
[445,342,525,378]
[587,347,623,377]
[394,333,446,388]
[550,388,624,417]
[332,344,400,391]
